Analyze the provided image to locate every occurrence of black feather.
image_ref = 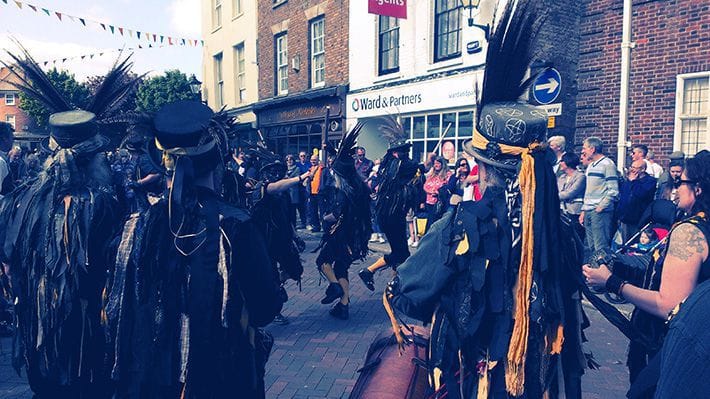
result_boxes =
[477,0,547,121]
[87,53,145,119]
[376,115,406,145]
[2,39,72,113]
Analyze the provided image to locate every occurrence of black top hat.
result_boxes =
[259,160,287,181]
[41,110,109,153]
[153,100,214,149]
[463,102,548,170]
[149,100,219,174]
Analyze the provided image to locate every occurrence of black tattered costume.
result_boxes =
[383,2,589,397]
[104,101,283,398]
[0,48,141,398]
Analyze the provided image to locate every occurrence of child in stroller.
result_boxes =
[599,200,677,304]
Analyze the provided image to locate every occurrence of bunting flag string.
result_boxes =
[36,44,172,67]
[1,0,202,47]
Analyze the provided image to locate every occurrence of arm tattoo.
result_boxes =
[667,223,708,262]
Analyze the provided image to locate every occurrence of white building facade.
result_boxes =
[201,0,259,133]
[347,0,497,163]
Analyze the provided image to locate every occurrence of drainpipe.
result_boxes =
[617,0,634,171]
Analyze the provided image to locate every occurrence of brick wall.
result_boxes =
[0,92,33,132]
[577,0,709,165]
[536,0,584,150]
[257,0,349,100]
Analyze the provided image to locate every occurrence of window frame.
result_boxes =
[378,16,400,76]
[433,0,462,63]
[234,43,246,103]
[5,93,15,106]
[213,52,224,108]
[5,114,15,129]
[275,33,289,96]
[674,72,709,155]
[310,17,326,88]
[232,0,242,17]
[212,0,222,29]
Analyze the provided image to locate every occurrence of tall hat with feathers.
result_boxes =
[462,0,548,170]
[461,1,567,397]
[2,40,143,153]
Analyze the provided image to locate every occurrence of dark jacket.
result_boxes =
[618,174,657,225]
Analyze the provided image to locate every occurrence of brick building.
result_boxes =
[254,0,349,156]
[0,67,33,133]
[577,0,709,168]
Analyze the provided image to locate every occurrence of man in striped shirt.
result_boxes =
[580,137,619,253]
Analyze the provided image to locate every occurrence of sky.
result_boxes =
[0,0,202,82]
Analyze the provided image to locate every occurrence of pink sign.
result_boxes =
[368,0,407,19]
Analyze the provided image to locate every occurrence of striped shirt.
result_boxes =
[582,156,619,211]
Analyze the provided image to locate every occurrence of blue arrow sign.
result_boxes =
[532,68,561,105]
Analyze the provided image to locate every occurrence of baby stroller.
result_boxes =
[602,199,678,304]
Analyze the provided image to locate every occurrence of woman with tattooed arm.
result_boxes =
[584,150,710,398]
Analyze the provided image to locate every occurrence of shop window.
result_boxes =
[213,53,224,108]
[426,114,441,139]
[275,33,288,95]
[443,113,456,137]
[675,73,709,155]
[378,16,399,75]
[434,0,461,62]
[310,17,325,88]
[413,116,425,139]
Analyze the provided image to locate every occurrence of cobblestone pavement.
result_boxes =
[0,230,634,398]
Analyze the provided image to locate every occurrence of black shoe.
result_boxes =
[272,313,289,325]
[329,302,349,320]
[358,269,375,291]
[321,282,344,304]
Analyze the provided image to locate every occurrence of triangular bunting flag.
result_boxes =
[201,40,204,46]
[61,58,67,63]
[79,18,86,25]
[137,31,141,39]
[128,29,133,37]
[148,44,153,48]
[168,37,173,45]
[67,15,76,23]
[27,4,36,12]
[153,34,157,42]
[118,27,124,35]
[14,1,22,9]
[160,35,164,43]
[55,11,62,21]
[42,7,49,15]
[109,25,115,34]
[99,52,104,56]
[181,38,186,45]
[43,61,48,66]
[100,23,106,30]
[90,54,94,59]
[2,1,8,4]
[81,55,86,59]
[52,60,57,65]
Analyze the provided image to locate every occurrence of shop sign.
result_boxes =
[368,0,407,19]
[347,72,480,118]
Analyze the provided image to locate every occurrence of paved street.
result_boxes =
[0,230,633,398]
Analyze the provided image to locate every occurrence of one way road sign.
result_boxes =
[532,68,561,105]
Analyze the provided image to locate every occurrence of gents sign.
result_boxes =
[368,0,407,19]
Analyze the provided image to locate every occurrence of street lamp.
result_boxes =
[459,0,490,41]
[188,74,202,101]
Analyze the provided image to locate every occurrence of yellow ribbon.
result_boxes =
[470,127,528,157]
[155,137,216,170]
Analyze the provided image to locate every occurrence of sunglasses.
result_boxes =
[459,163,468,167]
[673,179,697,189]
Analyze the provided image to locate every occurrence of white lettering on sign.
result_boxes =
[537,103,562,116]
[347,72,481,118]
